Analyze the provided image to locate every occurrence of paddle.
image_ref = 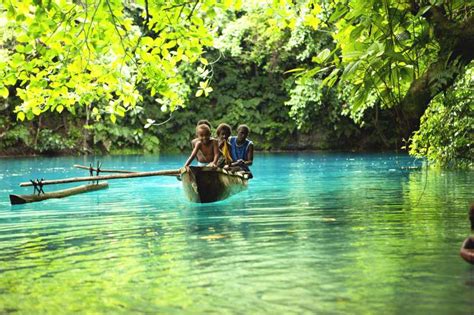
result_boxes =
[19,169,182,187]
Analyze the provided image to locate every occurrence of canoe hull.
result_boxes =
[460,237,474,264]
[10,182,109,205]
[180,166,248,203]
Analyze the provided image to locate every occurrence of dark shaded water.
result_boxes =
[0,153,473,314]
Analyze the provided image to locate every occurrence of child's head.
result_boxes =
[216,123,232,141]
[196,119,212,129]
[236,124,250,142]
[196,124,211,144]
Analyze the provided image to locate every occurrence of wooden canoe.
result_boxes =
[460,236,474,264]
[10,182,109,205]
[180,166,249,203]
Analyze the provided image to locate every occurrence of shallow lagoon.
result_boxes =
[0,153,473,314]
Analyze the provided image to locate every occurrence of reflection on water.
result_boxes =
[0,153,473,314]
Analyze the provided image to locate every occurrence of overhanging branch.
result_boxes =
[399,7,474,123]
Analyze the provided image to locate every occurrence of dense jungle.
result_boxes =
[0,0,472,168]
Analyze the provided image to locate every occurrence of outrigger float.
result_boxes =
[9,163,251,205]
[10,183,109,205]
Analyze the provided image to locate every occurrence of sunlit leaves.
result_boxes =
[195,80,213,97]
[1,0,217,122]
[284,77,324,132]
[0,85,8,98]
[16,111,25,121]
[294,0,450,123]
[144,119,155,129]
[303,3,322,30]
[284,68,306,74]
[312,48,331,64]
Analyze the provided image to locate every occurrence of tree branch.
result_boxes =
[399,7,474,128]
[187,0,200,20]
[144,0,150,30]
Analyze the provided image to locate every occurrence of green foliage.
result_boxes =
[89,123,146,153]
[0,0,471,168]
[283,0,473,164]
[301,0,423,114]
[409,67,473,168]
[142,134,160,154]
[292,0,472,125]
[285,78,324,131]
[0,0,228,122]
[0,117,30,150]
[35,129,76,154]
[215,7,290,72]
[152,53,298,151]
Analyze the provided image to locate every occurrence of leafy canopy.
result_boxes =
[0,0,242,122]
[409,66,473,168]
[288,0,472,121]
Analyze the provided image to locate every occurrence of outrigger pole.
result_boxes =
[73,164,137,173]
[19,169,181,187]
[11,166,182,205]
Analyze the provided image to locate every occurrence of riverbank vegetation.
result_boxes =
[0,0,472,167]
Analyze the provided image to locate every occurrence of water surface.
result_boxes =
[0,153,473,314]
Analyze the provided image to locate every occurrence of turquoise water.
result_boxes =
[0,153,473,314]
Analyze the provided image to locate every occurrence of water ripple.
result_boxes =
[0,153,472,314]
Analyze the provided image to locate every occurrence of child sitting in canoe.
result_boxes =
[184,124,218,167]
[226,124,253,177]
[216,123,233,168]
[191,119,213,148]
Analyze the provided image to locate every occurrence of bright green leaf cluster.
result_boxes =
[0,0,227,122]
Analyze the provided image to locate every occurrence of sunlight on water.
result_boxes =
[0,153,473,314]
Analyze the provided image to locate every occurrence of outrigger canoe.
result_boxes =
[10,182,109,205]
[460,236,474,264]
[10,165,250,205]
[180,166,250,203]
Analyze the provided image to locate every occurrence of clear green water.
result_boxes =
[0,153,473,314]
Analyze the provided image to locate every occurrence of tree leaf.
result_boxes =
[32,107,42,116]
[284,68,306,74]
[0,86,9,98]
[204,87,213,96]
[415,6,432,18]
[17,112,25,121]
[199,81,208,89]
[313,49,331,64]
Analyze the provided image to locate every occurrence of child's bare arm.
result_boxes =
[209,140,219,166]
[184,142,200,166]
[244,143,254,165]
